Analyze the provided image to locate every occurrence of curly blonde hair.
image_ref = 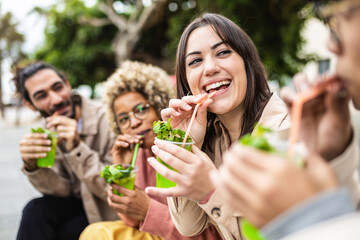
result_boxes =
[103,60,176,134]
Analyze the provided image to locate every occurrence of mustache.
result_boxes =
[49,100,71,115]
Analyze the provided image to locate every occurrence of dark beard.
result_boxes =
[38,94,80,119]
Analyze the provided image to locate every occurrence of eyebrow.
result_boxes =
[185,41,225,58]
[32,81,63,99]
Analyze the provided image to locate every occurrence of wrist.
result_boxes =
[23,160,38,171]
[199,188,215,204]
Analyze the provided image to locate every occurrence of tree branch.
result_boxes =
[78,16,112,27]
[129,0,144,22]
[98,2,127,30]
[134,0,169,32]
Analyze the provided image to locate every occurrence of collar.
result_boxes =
[78,95,101,136]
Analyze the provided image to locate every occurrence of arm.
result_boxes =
[64,112,115,200]
[166,197,211,237]
[261,188,356,240]
[142,197,219,240]
[328,131,360,202]
[144,141,218,237]
[19,131,74,196]
[22,160,73,197]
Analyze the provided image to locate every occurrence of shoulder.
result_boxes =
[258,92,290,130]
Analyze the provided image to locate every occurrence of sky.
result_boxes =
[1,0,57,103]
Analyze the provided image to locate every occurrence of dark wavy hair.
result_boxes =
[12,62,66,103]
[175,13,271,149]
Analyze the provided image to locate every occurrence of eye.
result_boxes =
[217,49,232,56]
[35,93,47,100]
[188,58,202,66]
[118,115,130,124]
[53,82,64,91]
[135,104,150,116]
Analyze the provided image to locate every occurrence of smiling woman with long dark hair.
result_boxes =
[144,13,290,239]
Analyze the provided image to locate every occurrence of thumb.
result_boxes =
[326,81,350,122]
[280,87,296,111]
[196,99,212,127]
[306,152,338,190]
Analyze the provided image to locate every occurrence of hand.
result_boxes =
[117,212,140,228]
[215,144,337,228]
[107,185,150,221]
[19,133,52,171]
[111,134,143,165]
[47,115,80,151]
[145,139,217,202]
[160,94,213,147]
[281,73,352,161]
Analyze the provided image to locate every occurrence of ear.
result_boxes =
[23,99,37,112]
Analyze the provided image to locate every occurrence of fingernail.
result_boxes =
[47,147,51,151]
[174,111,181,116]
[47,140,51,144]
[151,145,159,154]
[185,104,192,110]
[147,157,156,164]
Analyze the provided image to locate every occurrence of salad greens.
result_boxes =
[31,127,56,139]
[153,118,192,143]
[100,165,134,183]
[239,124,276,153]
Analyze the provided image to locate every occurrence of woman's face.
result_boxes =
[185,25,247,115]
[113,91,158,149]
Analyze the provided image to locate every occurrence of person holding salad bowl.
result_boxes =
[80,60,220,240]
[146,12,360,240]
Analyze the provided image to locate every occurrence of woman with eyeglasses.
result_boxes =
[80,61,220,240]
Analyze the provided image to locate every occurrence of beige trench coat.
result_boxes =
[22,95,118,223]
[167,93,360,240]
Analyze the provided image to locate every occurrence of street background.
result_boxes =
[0,106,41,239]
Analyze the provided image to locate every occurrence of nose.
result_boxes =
[203,56,220,76]
[49,91,63,105]
[129,113,142,129]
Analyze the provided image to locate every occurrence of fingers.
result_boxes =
[145,186,182,198]
[114,134,142,149]
[326,81,350,119]
[56,125,77,139]
[280,87,297,110]
[19,134,52,160]
[153,139,193,165]
[20,133,51,146]
[46,115,76,131]
[147,157,183,184]
[111,184,137,197]
[293,73,312,93]
[191,145,214,165]
[305,152,338,189]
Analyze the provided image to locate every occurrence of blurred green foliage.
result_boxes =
[34,0,117,95]
[33,0,317,94]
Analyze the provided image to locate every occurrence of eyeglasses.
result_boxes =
[115,103,150,130]
[319,0,360,50]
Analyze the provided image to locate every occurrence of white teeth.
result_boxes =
[205,80,231,92]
